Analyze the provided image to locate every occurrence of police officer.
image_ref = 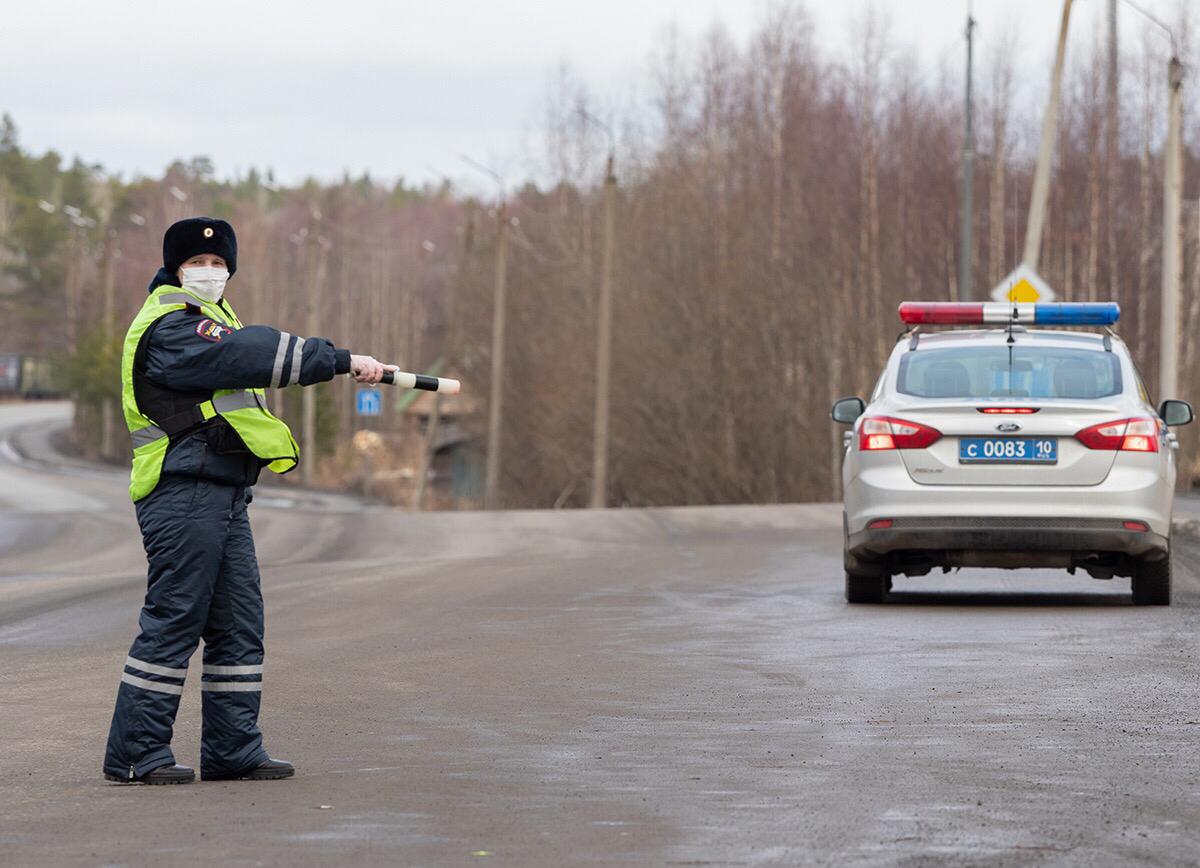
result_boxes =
[103,217,392,784]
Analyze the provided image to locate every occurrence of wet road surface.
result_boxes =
[2,401,1199,866]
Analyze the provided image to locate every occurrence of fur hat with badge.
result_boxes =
[163,217,238,276]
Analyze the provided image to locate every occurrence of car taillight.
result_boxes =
[859,416,942,450]
[1074,418,1161,452]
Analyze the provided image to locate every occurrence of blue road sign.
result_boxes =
[356,388,382,417]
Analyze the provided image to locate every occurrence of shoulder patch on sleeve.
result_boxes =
[196,318,231,343]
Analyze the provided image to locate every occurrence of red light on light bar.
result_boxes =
[899,302,984,325]
[978,407,1039,414]
[868,519,894,530]
[1122,520,1149,532]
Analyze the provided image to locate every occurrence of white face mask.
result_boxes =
[180,265,229,303]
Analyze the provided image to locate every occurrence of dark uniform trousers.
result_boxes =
[104,476,268,780]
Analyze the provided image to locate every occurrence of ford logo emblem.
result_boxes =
[996,422,1021,432]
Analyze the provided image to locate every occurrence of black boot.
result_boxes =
[204,757,294,781]
[105,763,195,785]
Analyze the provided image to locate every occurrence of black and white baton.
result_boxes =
[379,369,461,394]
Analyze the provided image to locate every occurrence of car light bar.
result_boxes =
[898,302,1120,326]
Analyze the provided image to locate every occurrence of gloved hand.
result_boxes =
[349,355,396,384]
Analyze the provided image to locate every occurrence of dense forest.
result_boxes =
[1,4,1198,507]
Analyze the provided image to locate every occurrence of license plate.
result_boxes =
[959,437,1057,464]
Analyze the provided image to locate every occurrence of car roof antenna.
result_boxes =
[1007,304,1018,344]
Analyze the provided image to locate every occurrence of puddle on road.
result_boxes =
[286,811,440,847]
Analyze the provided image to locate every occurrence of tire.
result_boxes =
[845,571,888,603]
[844,546,890,603]
[845,547,889,603]
[1131,551,1171,606]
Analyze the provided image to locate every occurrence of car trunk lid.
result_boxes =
[890,399,1121,486]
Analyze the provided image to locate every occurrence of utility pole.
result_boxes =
[1160,56,1184,400]
[301,232,327,486]
[414,394,442,510]
[1023,0,1074,271]
[959,5,976,301]
[93,175,118,460]
[460,155,510,510]
[590,153,617,508]
[484,203,509,509]
[1106,0,1120,304]
[1116,1,1184,400]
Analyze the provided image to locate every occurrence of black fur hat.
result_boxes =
[162,217,237,277]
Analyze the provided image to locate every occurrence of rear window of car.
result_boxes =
[897,346,1122,399]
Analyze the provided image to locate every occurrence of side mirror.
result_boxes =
[831,396,866,425]
[1159,399,1194,427]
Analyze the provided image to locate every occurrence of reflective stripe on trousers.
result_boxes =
[120,672,184,696]
[201,682,262,692]
[201,661,263,692]
[119,655,187,695]
[116,658,264,695]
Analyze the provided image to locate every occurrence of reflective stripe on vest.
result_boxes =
[129,391,262,449]
[200,390,263,418]
[156,293,198,307]
[130,424,167,449]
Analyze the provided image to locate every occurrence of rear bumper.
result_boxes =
[848,516,1169,561]
[843,457,1174,538]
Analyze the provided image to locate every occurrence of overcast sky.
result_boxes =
[1,0,1184,191]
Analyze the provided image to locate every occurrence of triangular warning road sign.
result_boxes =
[990,265,1056,303]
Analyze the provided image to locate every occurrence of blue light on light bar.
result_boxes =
[1032,303,1121,325]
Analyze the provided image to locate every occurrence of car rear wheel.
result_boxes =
[844,550,890,603]
[845,571,889,603]
[1131,551,1171,606]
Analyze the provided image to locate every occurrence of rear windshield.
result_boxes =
[897,346,1122,399]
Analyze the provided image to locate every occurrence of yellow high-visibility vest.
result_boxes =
[122,285,299,501]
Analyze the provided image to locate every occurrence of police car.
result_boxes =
[831,302,1193,605]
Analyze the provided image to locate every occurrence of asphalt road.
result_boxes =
[2,401,1199,867]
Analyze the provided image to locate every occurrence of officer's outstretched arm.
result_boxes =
[143,311,352,392]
